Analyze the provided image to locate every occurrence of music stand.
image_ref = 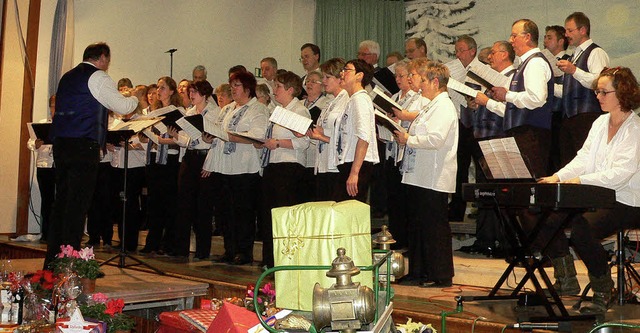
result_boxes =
[101,129,164,275]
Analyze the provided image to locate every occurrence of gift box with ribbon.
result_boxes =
[206,302,259,333]
[272,200,373,311]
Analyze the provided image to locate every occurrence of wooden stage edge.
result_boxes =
[2,239,640,333]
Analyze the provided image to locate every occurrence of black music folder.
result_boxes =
[28,123,52,144]
[373,67,399,95]
[159,109,184,128]
[106,129,135,147]
[177,114,204,133]
[309,106,321,125]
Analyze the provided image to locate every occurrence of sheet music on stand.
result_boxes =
[478,137,533,180]
[111,118,162,133]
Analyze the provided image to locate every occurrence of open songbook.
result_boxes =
[370,86,402,116]
[227,131,266,144]
[374,110,406,135]
[447,78,480,98]
[478,137,534,180]
[144,105,185,133]
[27,122,52,144]
[175,114,225,141]
[372,63,399,95]
[110,117,163,133]
[268,106,312,134]
[468,64,511,89]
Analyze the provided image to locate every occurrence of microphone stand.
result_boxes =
[101,130,164,275]
[166,49,177,78]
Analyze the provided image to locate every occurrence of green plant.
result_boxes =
[80,293,135,333]
[50,245,104,280]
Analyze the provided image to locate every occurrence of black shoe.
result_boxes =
[397,275,421,286]
[139,247,153,254]
[419,279,453,288]
[212,254,232,264]
[194,254,210,261]
[231,254,252,265]
[484,246,506,259]
[458,244,486,254]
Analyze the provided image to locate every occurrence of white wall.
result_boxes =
[71,0,315,91]
[24,0,315,233]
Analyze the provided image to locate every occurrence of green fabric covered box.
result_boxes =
[272,200,373,311]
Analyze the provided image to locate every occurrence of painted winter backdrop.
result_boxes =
[405,0,640,76]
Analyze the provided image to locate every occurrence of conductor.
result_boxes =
[45,42,140,268]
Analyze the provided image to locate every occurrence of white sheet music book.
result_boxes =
[269,106,312,134]
[227,131,266,144]
[110,118,161,133]
[377,124,395,142]
[141,128,159,144]
[469,64,511,89]
[374,110,406,134]
[447,78,480,98]
[478,137,532,179]
[540,48,564,77]
[444,59,468,109]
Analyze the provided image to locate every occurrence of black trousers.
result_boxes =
[316,172,340,202]
[384,159,409,250]
[559,112,601,169]
[45,138,100,268]
[404,184,454,281]
[36,167,56,242]
[449,123,478,220]
[216,172,260,260]
[112,167,145,252]
[175,151,216,258]
[87,162,115,246]
[334,162,374,203]
[572,203,640,277]
[507,125,551,179]
[261,162,305,267]
[143,153,179,253]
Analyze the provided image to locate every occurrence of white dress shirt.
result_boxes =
[335,89,380,166]
[505,48,552,110]
[315,90,349,174]
[268,98,311,165]
[174,101,221,150]
[556,113,640,207]
[554,39,610,97]
[486,65,516,117]
[203,98,269,175]
[85,62,138,115]
[27,119,54,168]
[401,92,458,193]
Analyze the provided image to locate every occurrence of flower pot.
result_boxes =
[80,277,96,293]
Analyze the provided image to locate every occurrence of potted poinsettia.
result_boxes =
[80,293,135,333]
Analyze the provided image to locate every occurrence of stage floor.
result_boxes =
[2,234,640,332]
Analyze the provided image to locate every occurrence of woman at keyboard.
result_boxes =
[538,67,640,313]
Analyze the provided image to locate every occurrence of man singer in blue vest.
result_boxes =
[45,43,140,268]
[556,12,609,167]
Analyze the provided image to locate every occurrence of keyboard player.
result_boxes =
[537,67,640,313]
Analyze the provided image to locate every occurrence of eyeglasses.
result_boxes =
[455,48,471,54]
[509,32,528,39]
[490,50,506,55]
[594,90,616,97]
[395,74,407,79]
[307,80,322,85]
[341,67,356,73]
[231,82,243,88]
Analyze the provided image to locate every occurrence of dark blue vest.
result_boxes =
[51,63,107,145]
[504,53,554,131]
[473,69,516,139]
[551,54,571,113]
[562,43,603,118]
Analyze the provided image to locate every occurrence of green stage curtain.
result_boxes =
[315,0,405,67]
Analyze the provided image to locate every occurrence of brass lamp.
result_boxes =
[373,225,406,281]
[312,248,375,332]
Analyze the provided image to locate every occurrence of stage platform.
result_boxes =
[1,235,640,333]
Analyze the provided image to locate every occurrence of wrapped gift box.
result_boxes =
[158,311,202,333]
[272,200,373,311]
[206,302,259,333]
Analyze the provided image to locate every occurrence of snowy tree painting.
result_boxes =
[405,0,479,62]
